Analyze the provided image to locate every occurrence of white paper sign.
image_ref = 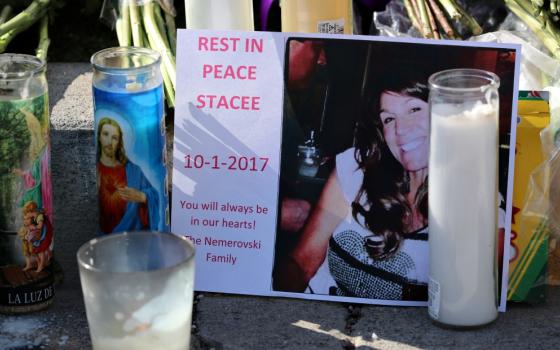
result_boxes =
[173,30,284,294]
[172,30,520,310]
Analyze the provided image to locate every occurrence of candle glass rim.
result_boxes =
[76,231,195,275]
[0,53,46,80]
[428,68,500,93]
[90,46,161,75]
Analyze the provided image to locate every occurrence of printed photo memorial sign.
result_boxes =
[172,30,520,309]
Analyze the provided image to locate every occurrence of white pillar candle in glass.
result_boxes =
[428,69,500,328]
[185,0,254,30]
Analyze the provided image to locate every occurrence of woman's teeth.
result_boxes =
[401,140,422,152]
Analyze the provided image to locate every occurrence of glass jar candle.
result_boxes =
[427,69,500,328]
[280,0,353,34]
[91,47,169,235]
[185,0,255,30]
[77,231,196,350]
[0,54,54,314]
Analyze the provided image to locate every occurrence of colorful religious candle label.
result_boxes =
[0,93,55,312]
[93,85,169,235]
[172,30,521,309]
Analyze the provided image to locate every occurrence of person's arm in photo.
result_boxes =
[280,198,311,232]
[275,170,349,291]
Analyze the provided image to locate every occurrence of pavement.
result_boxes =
[0,63,559,350]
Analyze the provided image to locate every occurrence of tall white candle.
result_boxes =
[185,0,254,30]
[428,101,499,327]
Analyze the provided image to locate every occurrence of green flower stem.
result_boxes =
[117,1,131,46]
[160,63,175,108]
[410,0,421,23]
[0,29,17,52]
[0,5,13,25]
[164,12,176,56]
[438,0,482,35]
[506,0,560,58]
[428,0,456,39]
[516,0,538,12]
[35,15,49,61]
[141,28,149,48]
[424,0,440,39]
[416,0,433,38]
[153,3,168,45]
[457,6,483,35]
[0,0,50,37]
[438,0,461,20]
[403,0,422,35]
[142,1,176,90]
[129,0,144,47]
[531,0,544,9]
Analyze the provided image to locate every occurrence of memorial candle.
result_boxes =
[78,232,195,350]
[91,47,169,235]
[0,54,55,314]
[428,69,500,328]
[280,0,353,34]
[185,0,254,30]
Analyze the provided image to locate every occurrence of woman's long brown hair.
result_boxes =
[352,67,429,260]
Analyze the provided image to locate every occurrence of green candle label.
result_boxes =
[0,93,55,312]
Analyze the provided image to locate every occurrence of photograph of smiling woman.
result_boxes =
[321,65,432,301]
[353,65,430,261]
[271,37,518,306]
[273,55,433,300]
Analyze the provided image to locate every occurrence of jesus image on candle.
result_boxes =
[96,117,160,234]
[275,66,432,301]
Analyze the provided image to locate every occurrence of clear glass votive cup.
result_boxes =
[77,231,195,350]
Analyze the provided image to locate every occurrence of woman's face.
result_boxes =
[379,91,429,171]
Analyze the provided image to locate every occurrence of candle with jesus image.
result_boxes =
[91,47,170,235]
[428,69,500,328]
